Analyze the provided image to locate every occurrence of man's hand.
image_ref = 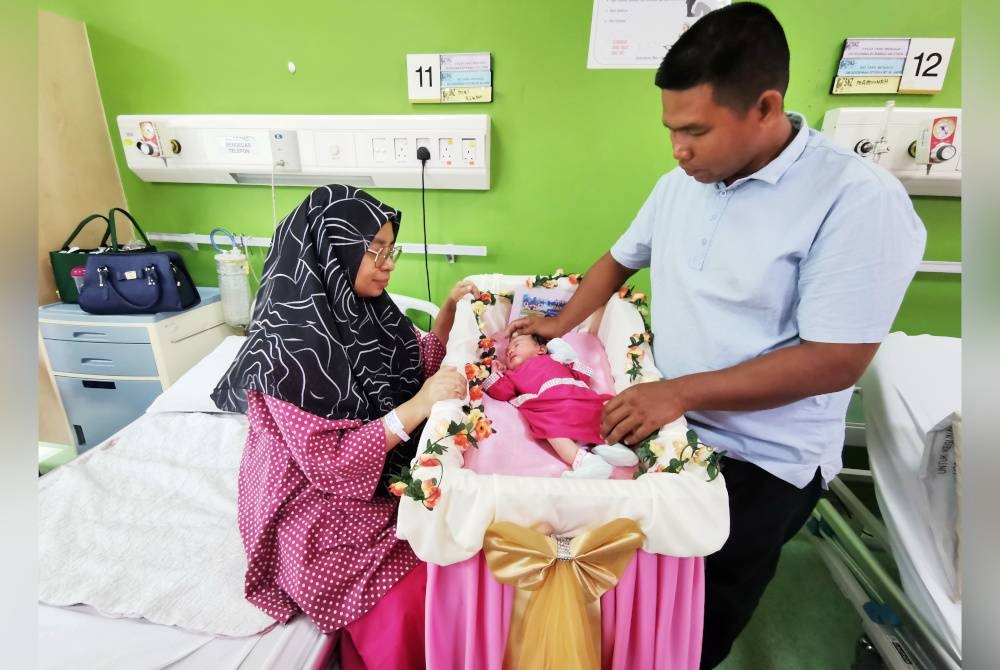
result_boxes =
[601,380,687,445]
[503,314,567,340]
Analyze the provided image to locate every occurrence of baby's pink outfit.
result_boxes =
[482,354,611,444]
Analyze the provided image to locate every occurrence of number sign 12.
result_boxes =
[899,38,954,94]
[407,53,441,103]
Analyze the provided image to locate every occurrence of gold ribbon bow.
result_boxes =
[483,518,645,670]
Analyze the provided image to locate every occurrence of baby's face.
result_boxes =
[506,334,546,370]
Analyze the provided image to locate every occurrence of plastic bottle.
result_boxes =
[215,250,251,328]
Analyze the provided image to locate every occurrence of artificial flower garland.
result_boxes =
[389,290,509,509]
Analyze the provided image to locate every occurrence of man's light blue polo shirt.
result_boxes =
[610,114,926,488]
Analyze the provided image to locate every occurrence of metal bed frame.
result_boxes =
[808,391,961,670]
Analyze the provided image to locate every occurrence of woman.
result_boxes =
[211,184,472,669]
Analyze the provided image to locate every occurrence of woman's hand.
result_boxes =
[414,366,467,415]
[444,280,479,308]
[432,280,480,346]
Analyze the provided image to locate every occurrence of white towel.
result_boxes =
[38,412,276,637]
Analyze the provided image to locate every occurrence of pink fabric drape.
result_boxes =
[426,550,704,670]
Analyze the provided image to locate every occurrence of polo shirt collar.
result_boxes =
[718,112,809,190]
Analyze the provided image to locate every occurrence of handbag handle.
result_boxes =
[102,208,154,251]
[95,264,164,309]
[60,214,112,251]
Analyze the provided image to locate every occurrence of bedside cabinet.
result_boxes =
[39,288,237,452]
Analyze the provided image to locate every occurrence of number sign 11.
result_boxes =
[407,53,441,103]
[899,38,954,94]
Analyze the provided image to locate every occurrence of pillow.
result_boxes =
[145,336,246,414]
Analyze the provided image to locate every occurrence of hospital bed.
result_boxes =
[36,335,340,670]
[35,293,443,669]
[807,333,961,670]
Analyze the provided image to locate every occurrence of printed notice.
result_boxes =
[204,131,268,163]
[842,38,910,59]
[588,0,731,69]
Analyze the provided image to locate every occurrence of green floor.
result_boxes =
[718,529,864,670]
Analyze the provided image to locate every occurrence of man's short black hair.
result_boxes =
[655,2,789,112]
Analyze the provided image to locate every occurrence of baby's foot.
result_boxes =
[592,443,639,467]
[562,452,613,479]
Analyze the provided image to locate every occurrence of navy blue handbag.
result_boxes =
[79,208,200,315]
[78,249,200,315]
[78,207,200,315]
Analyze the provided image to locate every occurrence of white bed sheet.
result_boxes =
[860,332,961,658]
[38,604,328,670]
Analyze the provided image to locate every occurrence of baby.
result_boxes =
[482,333,638,479]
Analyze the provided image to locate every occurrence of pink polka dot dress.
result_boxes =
[237,331,445,633]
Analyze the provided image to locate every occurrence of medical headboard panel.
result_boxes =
[116,114,491,190]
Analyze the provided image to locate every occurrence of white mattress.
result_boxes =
[860,332,961,659]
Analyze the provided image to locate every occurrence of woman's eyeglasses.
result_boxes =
[365,244,403,268]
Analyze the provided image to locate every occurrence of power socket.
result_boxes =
[394,138,408,162]
[269,129,301,170]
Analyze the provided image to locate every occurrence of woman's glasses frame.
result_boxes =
[365,244,403,268]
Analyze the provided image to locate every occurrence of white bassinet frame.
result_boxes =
[395,273,730,566]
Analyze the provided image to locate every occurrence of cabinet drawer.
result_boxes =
[44,339,158,377]
[55,377,162,451]
[40,322,150,344]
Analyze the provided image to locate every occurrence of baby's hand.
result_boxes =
[492,360,507,373]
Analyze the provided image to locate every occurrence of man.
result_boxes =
[507,3,926,667]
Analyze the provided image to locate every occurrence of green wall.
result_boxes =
[42,0,961,336]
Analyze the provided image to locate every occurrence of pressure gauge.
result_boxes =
[933,118,957,141]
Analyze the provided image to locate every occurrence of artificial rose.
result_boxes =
[388,481,407,497]
[453,431,471,451]
[478,337,494,350]
[464,363,479,380]
[474,418,492,441]
[692,447,711,465]
[617,286,629,299]
[469,385,484,401]
[568,274,579,285]
[648,440,665,458]
[673,439,687,458]
[417,453,441,468]
[472,301,486,316]
[421,479,442,508]
[627,346,644,360]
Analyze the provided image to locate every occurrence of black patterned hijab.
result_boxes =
[211,184,422,422]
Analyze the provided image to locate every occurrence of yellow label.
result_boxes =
[441,86,493,103]
[832,76,901,94]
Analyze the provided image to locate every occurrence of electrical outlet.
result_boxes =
[394,138,408,162]
[416,137,431,161]
[461,138,477,165]
[372,137,389,163]
[439,138,455,165]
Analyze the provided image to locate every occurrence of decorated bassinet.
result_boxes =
[394,273,730,670]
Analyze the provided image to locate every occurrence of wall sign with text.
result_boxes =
[407,52,492,104]
[831,38,954,95]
